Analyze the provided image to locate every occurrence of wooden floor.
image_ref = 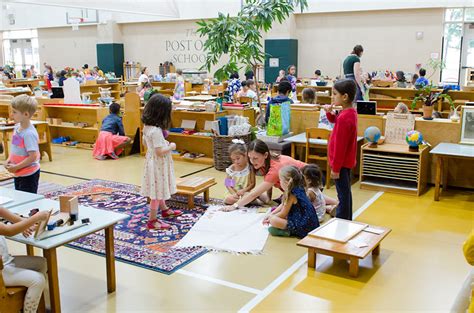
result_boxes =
[5,146,473,312]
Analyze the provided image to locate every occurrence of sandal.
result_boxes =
[161,209,183,218]
[146,219,171,230]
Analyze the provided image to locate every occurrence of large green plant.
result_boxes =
[411,84,453,110]
[196,0,308,81]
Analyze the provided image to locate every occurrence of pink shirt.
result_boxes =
[262,155,306,190]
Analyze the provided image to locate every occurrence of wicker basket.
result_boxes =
[212,133,252,171]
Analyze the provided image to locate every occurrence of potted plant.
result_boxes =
[196,0,308,125]
[411,85,453,120]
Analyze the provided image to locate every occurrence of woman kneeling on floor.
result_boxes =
[93,102,131,160]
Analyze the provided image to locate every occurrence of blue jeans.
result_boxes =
[334,167,352,220]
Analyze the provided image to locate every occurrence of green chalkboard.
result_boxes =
[264,39,298,84]
[96,43,124,78]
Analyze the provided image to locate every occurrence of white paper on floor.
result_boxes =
[176,205,270,254]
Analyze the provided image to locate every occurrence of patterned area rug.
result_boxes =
[43,179,210,274]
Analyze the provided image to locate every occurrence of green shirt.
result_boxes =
[343,54,360,75]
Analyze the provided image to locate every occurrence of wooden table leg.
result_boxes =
[434,156,442,201]
[372,244,380,256]
[187,196,195,209]
[442,158,449,192]
[307,248,316,268]
[2,132,9,159]
[203,189,210,203]
[105,225,116,293]
[349,256,359,277]
[291,143,295,159]
[26,244,34,256]
[43,248,60,313]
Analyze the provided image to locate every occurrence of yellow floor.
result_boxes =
[5,146,474,312]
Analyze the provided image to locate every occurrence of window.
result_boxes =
[2,29,40,75]
[441,23,463,83]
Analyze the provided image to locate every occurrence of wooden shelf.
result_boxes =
[172,154,214,165]
[360,143,429,196]
[49,125,98,131]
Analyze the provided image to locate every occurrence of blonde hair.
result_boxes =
[279,165,305,205]
[11,95,37,116]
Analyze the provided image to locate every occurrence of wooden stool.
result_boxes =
[176,177,216,209]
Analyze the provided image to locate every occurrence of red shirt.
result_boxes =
[263,155,306,190]
[326,108,358,173]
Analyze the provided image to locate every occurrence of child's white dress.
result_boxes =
[141,125,176,200]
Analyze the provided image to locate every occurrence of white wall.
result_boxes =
[0,32,3,67]
[295,8,445,81]
[37,26,98,72]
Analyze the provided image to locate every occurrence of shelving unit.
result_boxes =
[80,83,121,101]
[140,109,227,165]
[43,104,109,143]
[360,143,429,196]
[123,62,141,82]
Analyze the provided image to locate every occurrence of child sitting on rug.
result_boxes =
[93,102,131,160]
[224,139,255,205]
[263,165,319,238]
[302,164,338,222]
[141,94,182,230]
[0,207,50,313]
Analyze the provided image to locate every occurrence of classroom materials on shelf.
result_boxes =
[385,112,416,144]
[308,218,368,243]
[63,78,82,104]
[35,195,80,238]
[227,115,251,136]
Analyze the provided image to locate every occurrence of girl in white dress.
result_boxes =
[141,94,182,230]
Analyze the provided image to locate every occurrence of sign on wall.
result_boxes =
[165,29,206,68]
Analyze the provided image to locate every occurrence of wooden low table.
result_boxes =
[176,177,216,208]
[297,220,391,277]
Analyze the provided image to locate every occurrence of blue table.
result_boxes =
[0,187,44,209]
[7,199,128,313]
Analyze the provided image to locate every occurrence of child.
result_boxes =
[314,70,322,81]
[173,69,185,101]
[5,95,41,194]
[0,207,49,313]
[139,82,153,99]
[93,102,131,160]
[224,139,255,205]
[415,68,429,88]
[265,81,293,125]
[302,164,338,222]
[141,94,182,230]
[275,69,286,83]
[394,71,407,88]
[302,88,316,104]
[325,79,358,220]
[227,72,242,102]
[263,165,319,238]
[236,80,258,104]
[287,65,297,95]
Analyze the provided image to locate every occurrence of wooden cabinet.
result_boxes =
[140,109,227,165]
[43,105,109,143]
[80,83,121,101]
[359,143,429,196]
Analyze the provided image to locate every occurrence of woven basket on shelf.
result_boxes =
[212,133,252,171]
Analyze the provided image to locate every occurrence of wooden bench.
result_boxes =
[176,177,216,209]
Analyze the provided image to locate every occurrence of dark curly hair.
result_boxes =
[302,164,322,189]
[141,93,172,129]
[109,102,121,115]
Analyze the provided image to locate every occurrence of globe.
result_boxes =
[364,126,381,147]
[406,130,423,151]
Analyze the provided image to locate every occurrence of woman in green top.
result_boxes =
[343,45,364,101]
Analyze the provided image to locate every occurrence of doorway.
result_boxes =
[461,23,474,85]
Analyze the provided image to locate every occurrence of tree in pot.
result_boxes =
[411,85,453,120]
[196,0,308,125]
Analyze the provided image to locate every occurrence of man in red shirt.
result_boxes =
[325,79,358,220]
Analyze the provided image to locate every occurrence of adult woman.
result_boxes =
[343,44,364,101]
[138,67,149,84]
[222,140,306,211]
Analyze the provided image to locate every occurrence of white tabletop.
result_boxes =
[430,143,474,158]
[0,187,44,209]
[7,199,128,250]
[0,120,47,131]
[284,132,364,145]
[182,95,217,102]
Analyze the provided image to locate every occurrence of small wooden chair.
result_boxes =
[0,259,45,313]
[305,127,332,189]
[238,96,252,105]
[35,123,52,161]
